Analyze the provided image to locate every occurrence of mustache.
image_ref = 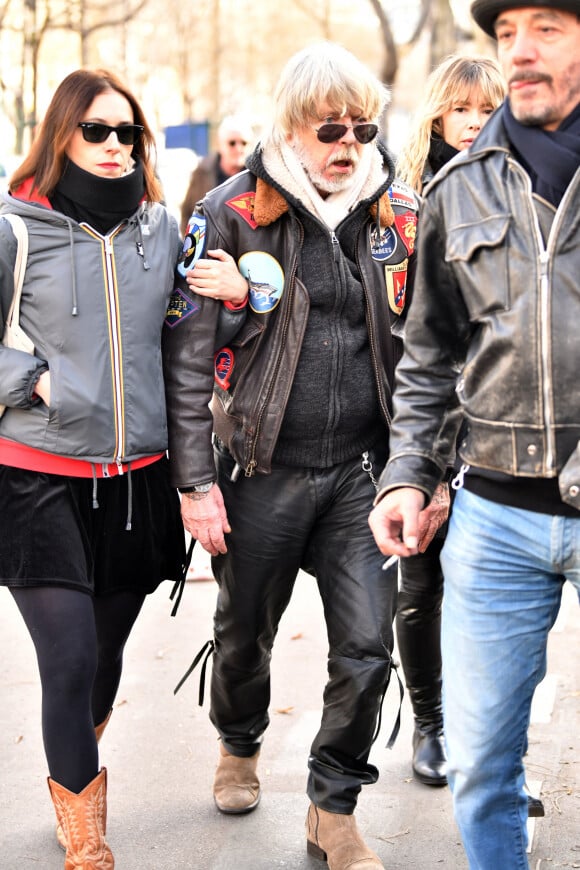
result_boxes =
[326,148,358,168]
[509,71,552,86]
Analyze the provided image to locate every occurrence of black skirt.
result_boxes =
[0,457,185,596]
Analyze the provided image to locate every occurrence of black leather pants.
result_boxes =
[396,533,445,732]
[210,443,396,813]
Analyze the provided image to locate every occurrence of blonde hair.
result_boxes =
[397,55,506,193]
[263,42,390,148]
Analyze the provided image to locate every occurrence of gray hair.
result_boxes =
[263,42,390,147]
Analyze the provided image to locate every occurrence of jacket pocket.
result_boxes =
[445,214,511,317]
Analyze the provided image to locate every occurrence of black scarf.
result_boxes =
[50,159,145,234]
[503,100,580,207]
[427,133,459,176]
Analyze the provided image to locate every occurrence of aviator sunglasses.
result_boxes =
[313,122,379,144]
[77,122,144,146]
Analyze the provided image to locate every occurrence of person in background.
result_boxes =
[0,68,187,868]
[369,2,580,867]
[179,114,253,235]
[163,41,444,870]
[394,54,506,788]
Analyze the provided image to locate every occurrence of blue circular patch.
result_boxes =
[370,226,397,262]
[238,251,284,314]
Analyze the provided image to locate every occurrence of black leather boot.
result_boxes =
[411,725,447,786]
[397,540,447,787]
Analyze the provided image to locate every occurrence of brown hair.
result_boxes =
[10,68,162,202]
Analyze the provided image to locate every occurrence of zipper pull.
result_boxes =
[451,463,470,491]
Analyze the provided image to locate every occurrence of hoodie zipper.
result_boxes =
[83,225,126,464]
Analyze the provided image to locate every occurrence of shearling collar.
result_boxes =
[250,145,395,229]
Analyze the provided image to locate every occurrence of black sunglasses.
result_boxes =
[78,122,144,146]
[314,122,378,145]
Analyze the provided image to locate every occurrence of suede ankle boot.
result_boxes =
[213,742,261,814]
[305,803,383,869]
[48,768,114,869]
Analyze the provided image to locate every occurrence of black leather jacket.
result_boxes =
[378,109,580,510]
[163,144,419,488]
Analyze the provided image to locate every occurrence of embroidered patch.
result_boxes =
[370,225,397,261]
[394,212,417,257]
[177,216,207,277]
[388,180,416,211]
[226,193,258,229]
[238,251,284,313]
[214,347,234,389]
[385,259,408,316]
[165,287,201,328]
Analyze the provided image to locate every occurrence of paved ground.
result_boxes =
[0,544,578,869]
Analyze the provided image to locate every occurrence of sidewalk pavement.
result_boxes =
[0,544,578,869]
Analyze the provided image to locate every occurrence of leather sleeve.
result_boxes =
[378,191,471,499]
[162,281,221,490]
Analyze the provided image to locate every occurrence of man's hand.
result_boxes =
[368,487,426,557]
[187,248,248,305]
[180,484,231,556]
[415,482,449,552]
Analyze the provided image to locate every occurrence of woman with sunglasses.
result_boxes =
[394,55,505,788]
[0,69,201,868]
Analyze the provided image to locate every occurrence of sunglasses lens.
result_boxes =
[80,123,108,143]
[79,123,143,145]
[315,123,379,144]
[316,124,345,143]
[117,126,142,145]
[354,124,378,144]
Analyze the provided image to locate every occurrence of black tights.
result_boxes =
[11,585,145,793]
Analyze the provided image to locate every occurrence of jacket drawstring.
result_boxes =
[91,464,99,509]
[66,219,79,316]
[135,215,151,271]
[125,463,133,530]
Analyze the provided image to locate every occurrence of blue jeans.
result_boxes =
[440,488,580,869]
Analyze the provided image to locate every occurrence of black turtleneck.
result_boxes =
[50,159,145,234]
[427,133,459,176]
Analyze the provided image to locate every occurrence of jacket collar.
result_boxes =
[12,176,52,209]
[250,142,395,229]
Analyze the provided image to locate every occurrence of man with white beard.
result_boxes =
[164,42,435,870]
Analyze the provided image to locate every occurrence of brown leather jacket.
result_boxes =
[164,144,419,489]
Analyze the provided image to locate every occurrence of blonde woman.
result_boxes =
[397,54,505,193]
[394,55,505,789]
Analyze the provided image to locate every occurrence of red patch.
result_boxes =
[226,193,257,229]
[214,347,234,389]
[385,259,408,316]
[394,213,417,256]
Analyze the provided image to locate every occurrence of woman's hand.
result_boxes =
[34,370,51,406]
[186,248,248,305]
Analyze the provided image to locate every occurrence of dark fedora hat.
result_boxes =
[471,0,580,37]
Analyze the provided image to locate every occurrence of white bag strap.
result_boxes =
[2,213,29,329]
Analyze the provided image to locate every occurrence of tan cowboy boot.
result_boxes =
[213,741,261,814]
[56,711,113,850]
[94,709,113,744]
[48,767,114,869]
[305,802,383,869]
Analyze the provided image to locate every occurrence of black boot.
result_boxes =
[412,725,447,786]
[397,540,447,787]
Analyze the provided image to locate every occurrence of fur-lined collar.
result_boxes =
[251,148,395,229]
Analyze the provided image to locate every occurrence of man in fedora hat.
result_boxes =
[369,2,580,867]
